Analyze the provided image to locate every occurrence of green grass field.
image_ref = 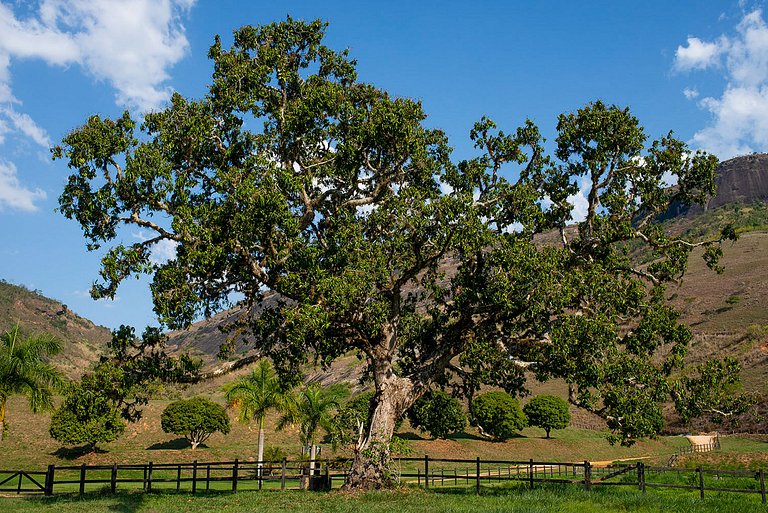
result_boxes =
[4,484,768,513]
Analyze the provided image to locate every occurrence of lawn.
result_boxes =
[0,394,694,471]
[4,484,768,513]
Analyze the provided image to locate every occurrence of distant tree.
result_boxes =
[279,383,349,475]
[523,395,571,438]
[224,360,291,472]
[49,380,125,451]
[472,391,527,441]
[161,397,231,449]
[0,323,65,442]
[406,390,466,439]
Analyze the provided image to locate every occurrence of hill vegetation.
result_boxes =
[0,281,110,378]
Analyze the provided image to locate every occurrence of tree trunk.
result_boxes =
[309,441,317,476]
[545,428,551,439]
[191,439,199,449]
[344,365,419,490]
[257,416,265,477]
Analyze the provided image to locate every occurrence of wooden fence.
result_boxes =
[1,455,766,504]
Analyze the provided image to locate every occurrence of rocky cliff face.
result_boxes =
[677,153,768,216]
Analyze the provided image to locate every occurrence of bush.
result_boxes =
[49,383,125,450]
[407,390,466,439]
[161,397,231,449]
[523,395,571,438]
[472,391,526,441]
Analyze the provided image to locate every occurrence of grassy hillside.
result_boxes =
[0,280,111,378]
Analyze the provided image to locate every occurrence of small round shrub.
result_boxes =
[407,390,466,439]
[161,397,231,449]
[523,395,571,438]
[472,391,526,441]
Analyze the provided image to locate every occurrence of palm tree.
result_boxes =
[224,360,289,473]
[0,323,65,441]
[278,383,349,475]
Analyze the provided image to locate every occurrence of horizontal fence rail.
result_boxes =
[0,453,765,504]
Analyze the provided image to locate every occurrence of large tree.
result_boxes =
[0,324,65,442]
[55,19,740,488]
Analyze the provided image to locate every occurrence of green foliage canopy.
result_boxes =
[473,391,527,441]
[161,397,231,449]
[523,395,571,438]
[53,17,745,485]
[406,390,466,439]
[49,379,125,450]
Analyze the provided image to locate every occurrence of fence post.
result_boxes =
[281,458,286,491]
[147,462,153,492]
[111,464,117,494]
[191,460,198,494]
[424,455,429,490]
[79,464,86,496]
[232,459,239,492]
[760,469,766,504]
[45,464,55,496]
[417,468,420,487]
[476,457,481,495]
[698,466,704,499]
[529,459,534,489]
[176,464,181,492]
[206,465,211,491]
[638,463,645,493]
[17,470,23,494]
[584,461,591,491]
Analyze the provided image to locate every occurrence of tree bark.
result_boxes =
[309,441,317,476]
[344,361,420,490]
[257,416,265,476]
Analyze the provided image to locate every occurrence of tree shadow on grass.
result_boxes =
[395,432,426,441]
[51,445,108,460]
[450,431,486,441]
[146,438,206,450]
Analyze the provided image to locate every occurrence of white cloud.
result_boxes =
[674,36,726,71]
[0,0,195,113]
[566,176,590,223]
[132,230,178,265]
[0,160,47,212]
[674,9,768,158]
[683,87,700,99]
[1,108,51,147]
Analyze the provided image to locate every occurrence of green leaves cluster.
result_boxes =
[406,390,466,439]
[161,397,231,449]
[49,325,200,450]
[49,379,125,450]
[472,391,527,441]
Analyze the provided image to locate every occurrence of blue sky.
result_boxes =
[0,0,766,333]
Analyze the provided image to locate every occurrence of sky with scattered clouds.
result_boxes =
[0,0,766,332]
